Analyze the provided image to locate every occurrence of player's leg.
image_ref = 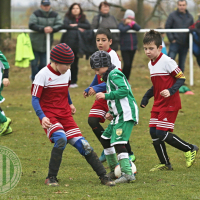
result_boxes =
[156,111,198,168]
[88,100,108,162]
[0,106,12,136]
[111,121,136,183]
[149,112,172,171]
[69,136,115,186]
[125,141,136,162]
[0,106,11,136]
[45,130,67,186]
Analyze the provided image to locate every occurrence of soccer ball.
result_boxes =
[114,161,137,178]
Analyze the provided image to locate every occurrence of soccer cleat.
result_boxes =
[2,126,12,136]
[0,118,11,136]
[185,145,199,168]
[99,150,106,163]
[45,176,59,186]
[129,153,136,162]
[100,175,115,186]
[150,163,173,172]
[114,173,136,184]
[107,171,117,180]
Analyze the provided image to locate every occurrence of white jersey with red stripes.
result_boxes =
[31,64,71,118]
[148,53,181,112]
[107,48,121,69]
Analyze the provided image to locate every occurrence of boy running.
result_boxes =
[31,43,115,186]
[141,30,198,171]
[83,28,136,162]
[91,50,139,184]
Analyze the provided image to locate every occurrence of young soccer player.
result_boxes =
[83,28,136,163]
[31,43,115,187]
[141,30,198,171]
[0,51,12,136]
[91,50,139,184]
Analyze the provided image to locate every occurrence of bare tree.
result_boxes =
[0,0,11,49]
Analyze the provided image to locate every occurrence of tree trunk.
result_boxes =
[0,0,11,50]
[136,0,144,50]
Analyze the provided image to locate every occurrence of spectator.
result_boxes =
[165,0,194,72]
[189,20,200,67]
[118,9,141,81]
[61,3,90,88]
[91,1,119,51]
[29,0,62,81]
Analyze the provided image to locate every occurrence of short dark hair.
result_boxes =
[143,30,162,48]
[95,28,112,40]
[99,1,110,10]
[177,0,187,5]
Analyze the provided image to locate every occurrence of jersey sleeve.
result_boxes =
[31,73,45,98]
[0,51,10,69]
[110,51,121,69]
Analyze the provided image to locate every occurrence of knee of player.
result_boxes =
[156,129,167,141]
[88,117,99,128]
[74,138,93,156]
[56,137,67,150]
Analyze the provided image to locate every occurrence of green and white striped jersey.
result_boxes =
[105,69,139,125]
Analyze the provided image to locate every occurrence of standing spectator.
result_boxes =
[118,9,141,81]
[165,0,194,72]
[29,0,62,82]
[91,1,119,51]
[61,3,90,88]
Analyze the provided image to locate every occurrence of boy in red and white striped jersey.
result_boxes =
[141,30,198,171]
[31,43,115,187]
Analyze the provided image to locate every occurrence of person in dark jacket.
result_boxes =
[91,1,119,51]
[60,3,90,88]
[29,0,62,81]
[118,9,141,81]
[165,0,194,72]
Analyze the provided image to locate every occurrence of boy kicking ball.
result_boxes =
[141,30,198,171]
[91,50,139,184]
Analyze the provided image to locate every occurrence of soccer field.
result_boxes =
[1,50,200,200]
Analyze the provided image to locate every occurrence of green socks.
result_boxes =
[119,158,132,175]
[105,153,118,172]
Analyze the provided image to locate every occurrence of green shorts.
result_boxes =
[102,120,135,146]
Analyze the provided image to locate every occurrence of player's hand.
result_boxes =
[44,26,53,33]
[96,92,105,100]
[42,117,52,129]
[105,113,113,121]
[88,87,96,96]
[3,78,10,87]
[140,105,146,108]
[160,89,170,98]
[70,104,76,115]
[83,91,88,98]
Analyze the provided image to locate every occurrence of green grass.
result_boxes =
[1,49,200,200]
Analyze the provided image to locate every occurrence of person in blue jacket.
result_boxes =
[118,9,141,81]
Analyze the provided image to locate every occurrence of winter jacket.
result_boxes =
[165,9,194,46]
[60,16,91,53]
[91,13,119,51]
[29,8,62,52]
[15,33,35,68]
[118,22,141,51]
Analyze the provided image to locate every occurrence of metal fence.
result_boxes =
[0,29,194,85]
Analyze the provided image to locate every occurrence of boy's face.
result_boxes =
[143,42,162,61]
[96,34,112,52]
[56,63,71,74]
[93,67,108,78]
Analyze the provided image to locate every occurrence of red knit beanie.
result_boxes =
[50,43,74,64]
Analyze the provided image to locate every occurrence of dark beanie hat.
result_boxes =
[90,50,112,69]
[50,43,74,64]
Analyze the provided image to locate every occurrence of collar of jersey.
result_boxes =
[47,63,61,76]
[151,52,163,66]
